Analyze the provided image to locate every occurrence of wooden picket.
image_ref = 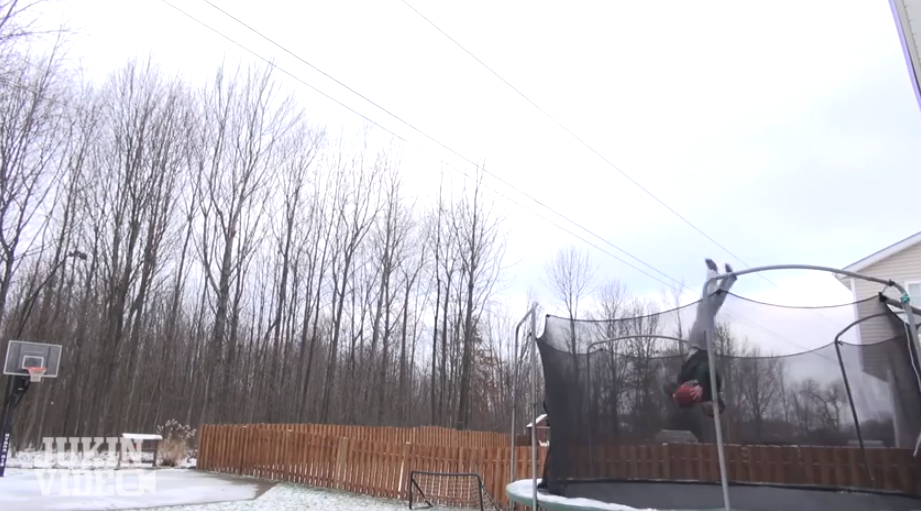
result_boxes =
[197,424,921,508]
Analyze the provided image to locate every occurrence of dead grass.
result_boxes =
[156,419,197,467]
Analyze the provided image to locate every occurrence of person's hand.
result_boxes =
[687,382,703,401]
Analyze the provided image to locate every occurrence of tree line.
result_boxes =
[1,4,896,452]
[0,5,531,447]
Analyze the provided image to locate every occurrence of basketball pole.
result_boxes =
[0,375,30,477]
[0,249,84,478]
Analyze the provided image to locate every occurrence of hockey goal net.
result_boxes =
[408,471,499,510]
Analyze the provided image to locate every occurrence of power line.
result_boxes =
[158,0,674,286]
[398,1,755,265]
[396,0,850,335]
[194,0,685,289]
[397,0,802,293]
[161,0,829,357]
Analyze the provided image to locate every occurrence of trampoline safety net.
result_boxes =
[537,292,921,495]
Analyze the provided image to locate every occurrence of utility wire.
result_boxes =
[398,1,755,270]
[397,0,806,294]
[195,0,684,288]
[397,0,849,335]
[162,0,831,358]
[159,0,672,286]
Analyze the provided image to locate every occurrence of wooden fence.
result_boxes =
[281,423,512,447]
[197,424,921,508]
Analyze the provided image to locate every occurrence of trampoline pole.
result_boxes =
[510,305,535,504]
[833,337,873,486]
[703,278,731,511]
[898,291,921,383]
[512,315,522,488]
[530,311,539,509]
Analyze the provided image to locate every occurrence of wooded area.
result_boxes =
[197,423,921,508]
[0,2,536,446]
[0,2,903,452]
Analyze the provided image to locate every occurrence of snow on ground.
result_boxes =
[0,468,270,511]
[1,466,460,511]
[7,448,197,469]
[137,482,454,511]
[4,450,467,511]
[507,479,655,511]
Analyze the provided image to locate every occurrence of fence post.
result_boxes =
[235,426,244,475]
[662,443,671,480]
[335,437,350,490]
[197,425,207,471]
[399,442,411,497]
[282,429,291,480]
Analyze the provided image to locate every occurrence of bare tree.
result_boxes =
[0,1,67,50]
[0,44,68,333]
[265,119,323,421]
[319,137,383,422]
[544,245,597,353]
[194,63,296,424]
[453,167,506,430]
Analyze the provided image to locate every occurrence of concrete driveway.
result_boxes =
[0,468,275,511]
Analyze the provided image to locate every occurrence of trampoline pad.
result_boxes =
[507,479,921,511]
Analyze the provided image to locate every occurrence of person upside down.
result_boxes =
[665,258,737,417]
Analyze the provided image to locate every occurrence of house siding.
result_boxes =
[845,238,921,448]
[849,239,921,376]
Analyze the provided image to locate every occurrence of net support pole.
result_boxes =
[696,263,921,508]
[832,312,881,486]
[510,305,537,494]
[700,282,731,511]
[530,309,539,509]
[899,293,921,375]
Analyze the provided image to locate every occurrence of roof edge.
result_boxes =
[837,230,921,281]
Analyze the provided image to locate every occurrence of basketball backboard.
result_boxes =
[3,340,62,379]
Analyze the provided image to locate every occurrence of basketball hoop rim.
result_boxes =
[26,365,47,382]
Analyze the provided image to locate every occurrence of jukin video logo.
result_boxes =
[33,437,157,497]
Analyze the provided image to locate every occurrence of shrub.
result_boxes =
[156,419,197,467]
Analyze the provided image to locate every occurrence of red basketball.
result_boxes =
[672,382,701,406]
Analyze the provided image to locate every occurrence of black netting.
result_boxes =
[537,292,921,491]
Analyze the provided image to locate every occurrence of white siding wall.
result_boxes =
[847,240,921,448]
[850,239,921,373]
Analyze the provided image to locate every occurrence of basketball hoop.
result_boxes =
[26,366,46,382]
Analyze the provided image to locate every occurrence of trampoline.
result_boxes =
[506,479,921,511]
[509,264,921,511]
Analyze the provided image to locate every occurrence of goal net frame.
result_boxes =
[408,470,499,510]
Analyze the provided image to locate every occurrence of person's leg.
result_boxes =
[693,263,734,414]
[706,263,738,316]
[705,258,719,296]
[682,259,722,375]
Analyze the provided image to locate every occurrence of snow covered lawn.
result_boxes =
[139,482,438,511]
[0,468,452,511]
[0,468,272,511]
[2,450,443,511]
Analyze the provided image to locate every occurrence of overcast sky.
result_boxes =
[32,0,921,352]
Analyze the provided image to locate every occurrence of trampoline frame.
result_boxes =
[510,304,540,510]
[511,263,921,511]
[700,264,920,511]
